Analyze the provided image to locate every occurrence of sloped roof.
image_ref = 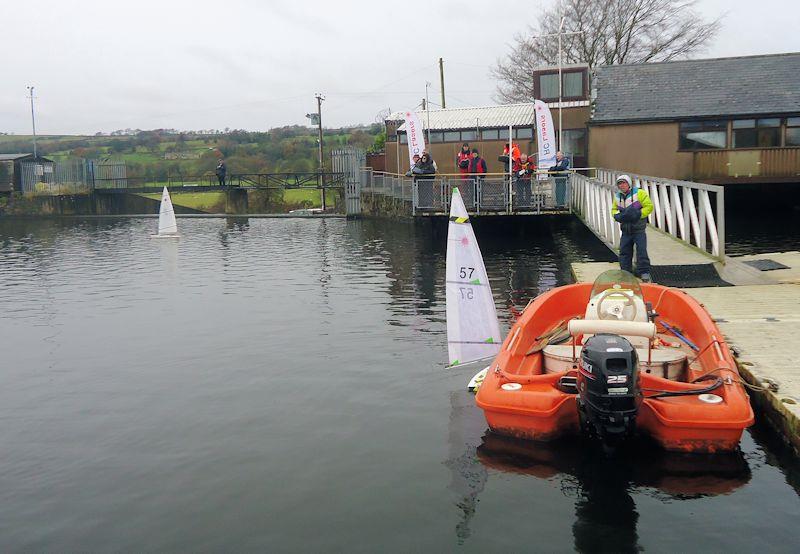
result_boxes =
[391,103,537,131]
[0,153,35,161]
[592,52,800,123]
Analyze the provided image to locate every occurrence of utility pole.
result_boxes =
[27,86,38,159]
[315,93,325,211]
[439,58,446,109]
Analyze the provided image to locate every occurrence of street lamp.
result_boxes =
[307,94,325,210]
[27,86,38,159]
[424,81,432,145]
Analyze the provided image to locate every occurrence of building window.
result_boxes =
[443,131,460,142]
[757,118,780,147]
[515,128,533,139]
[460,130,477,141]
[563,72,583,97]
[399,132,407,144]
[481,129,499,140]
[732,119,756,147]
[561,129,586,157]
[540,74,559,99]
[733,118,780,148]
[536,69,587,101]
[429,131,444,143]
[679,120,727,150]
[786,117,800,147]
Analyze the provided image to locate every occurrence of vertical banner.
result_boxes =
[534,99,556,178]
[403,111,426,166]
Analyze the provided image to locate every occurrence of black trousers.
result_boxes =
[619,231,650,275]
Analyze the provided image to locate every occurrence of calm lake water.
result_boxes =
[1,215,799,552]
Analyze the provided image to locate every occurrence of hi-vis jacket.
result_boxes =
[612,187,654,233]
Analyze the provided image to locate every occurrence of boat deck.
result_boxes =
[571,251,800,454]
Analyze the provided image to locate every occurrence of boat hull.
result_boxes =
[475,283,754,453]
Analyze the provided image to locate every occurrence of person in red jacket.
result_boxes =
[514,153,536,207]
[469,148,487,177]
[455,143,472,180]
[499,142,521,172]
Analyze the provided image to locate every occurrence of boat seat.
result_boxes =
[542,344,688,380]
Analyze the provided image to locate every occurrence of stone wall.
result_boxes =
[360,192,412,218]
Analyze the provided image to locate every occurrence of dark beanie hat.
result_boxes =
[471,148,479,155]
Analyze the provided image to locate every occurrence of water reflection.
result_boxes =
[446,408,752,551]
[479,433,750,551]
[354,216,616,332]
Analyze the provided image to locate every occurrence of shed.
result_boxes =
[0,153,53,192]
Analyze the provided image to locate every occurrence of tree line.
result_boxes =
[0,124,383,181]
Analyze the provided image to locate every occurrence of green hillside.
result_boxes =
[0,125,381,182]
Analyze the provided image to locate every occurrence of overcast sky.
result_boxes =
[1,0,798,135]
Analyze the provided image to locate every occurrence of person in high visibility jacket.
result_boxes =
[499,142,521,172]
[612,174,654,282]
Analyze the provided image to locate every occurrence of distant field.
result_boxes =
[284,189,337,207]
[138,188,337,213]
[140,192,225,212]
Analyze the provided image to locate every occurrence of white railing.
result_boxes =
[572,169,725,259]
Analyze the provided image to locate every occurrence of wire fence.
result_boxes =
[19,160,127,194]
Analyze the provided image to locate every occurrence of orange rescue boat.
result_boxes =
[475,270,754,453]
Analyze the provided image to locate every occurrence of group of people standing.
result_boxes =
[405,142,653,281]
[405,144,489,181]
[405,142,572,209]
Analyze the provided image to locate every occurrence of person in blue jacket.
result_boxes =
[551,151,570,206]
[612,174,654,282]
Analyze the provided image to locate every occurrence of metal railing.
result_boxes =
[331,147,365,216]
[693,147,800,180]
[572,169,725,259]
[362,170,573,215]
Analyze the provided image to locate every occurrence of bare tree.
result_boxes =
[492,0,722,103]
[375,108,392,125]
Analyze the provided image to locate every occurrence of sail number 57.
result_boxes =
[459,267,475,279]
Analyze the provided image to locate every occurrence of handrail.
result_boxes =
[374,168,597,178]
[568,319,657,338]
[571,168,725,259]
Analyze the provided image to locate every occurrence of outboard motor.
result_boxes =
[577,333,642,445]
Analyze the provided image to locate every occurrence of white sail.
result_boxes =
[157,186,178,235]
[446,188,502,366]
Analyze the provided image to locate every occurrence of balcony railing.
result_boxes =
[692,147,800,181]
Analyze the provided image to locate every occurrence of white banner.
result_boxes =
[534,99,556,176]
[403,111,426,166]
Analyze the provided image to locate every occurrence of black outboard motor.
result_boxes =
[577,333,642,445]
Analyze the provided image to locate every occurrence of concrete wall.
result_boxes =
[589,122,694,180]
[360,191,412,218]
